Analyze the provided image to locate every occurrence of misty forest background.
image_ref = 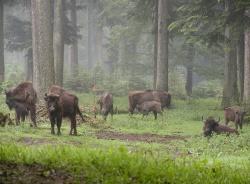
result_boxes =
[0,0,249,110]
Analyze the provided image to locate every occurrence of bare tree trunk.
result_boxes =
[25,48,33,81]
[88,0,97,69]
[31,0,55,98]
[54,0,64,86]
[221,0,239,107]
[244,30,250,111]
[237,30,244,103]
[185,44,195,96]
[96,25,103,64]
[156,0,169,91]
[69,0,78,77]
[0,0,4,83]
[153,0,158,89]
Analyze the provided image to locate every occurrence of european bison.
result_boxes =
[136,101,162,120]
[224,106,246,130]
[97,92,113,120]
[0,112,13,127]
[202,116,239,137]
[128,90,171,114]
[48,85,65,95]
[44,88,84,135]
[5,82,37,127]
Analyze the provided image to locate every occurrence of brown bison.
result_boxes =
[97,92,113,121]
[44,88,84,135]
[0,112,13,127]
[5,82,37,127]
[224,106,246,130]
[128,90,171,114]
[136,101,162,120]
[202,116,239,137]
[48,85,65,95]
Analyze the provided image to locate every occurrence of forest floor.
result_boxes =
[1,94,250,183]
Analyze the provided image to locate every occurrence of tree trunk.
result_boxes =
[31,0,55,98]
[237,31,244,103]
[244,30,250,111]
[25,48,33,81]
[88,0,97,69]
[0,0,4,83]
[153,0,158,89]
[69,0,78,77]
[221,0,239,107]
[156,0,169,91]
[53,0,64,86]
[185,44,195,96]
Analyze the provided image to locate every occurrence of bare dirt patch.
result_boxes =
[96,130,188,144]
[17,137,56,145]
[0,162,74,184]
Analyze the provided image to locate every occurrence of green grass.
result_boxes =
[1,93,250,183]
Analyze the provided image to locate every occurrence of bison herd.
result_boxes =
[0,81,248,137]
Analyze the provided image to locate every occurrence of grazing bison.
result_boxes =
[136,101,162,120]
[202,116,239,137]
[97,92,113,120]
[224,106,246,130]
[0,112,13,127]
[5,82,37,127]
[44,89,84,135]
[128,90,171,114]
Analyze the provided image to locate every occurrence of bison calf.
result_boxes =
[203,116,239,137]
[224,106,246,130]
[97,92,113,121]
[136,101,162,120]
[0,112,13,127]
[44,91,84,136]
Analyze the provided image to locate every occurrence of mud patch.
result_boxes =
[96,130,188,144]
[17,137,56,145]
[0,162,74,184]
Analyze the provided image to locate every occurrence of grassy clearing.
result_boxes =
[1,94,250,183]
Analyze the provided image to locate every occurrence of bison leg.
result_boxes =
[21,114,25,122]
[69,117,77,136]
[49,116,56,135]
[30,105,37,127]
[15,112,20,126]
[153,111,157,120]
[56,115,62,135]
[239,122,243,130]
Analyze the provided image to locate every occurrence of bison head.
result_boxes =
[44,93,60,113]
[202,116,220,137]
[235,111,246,125]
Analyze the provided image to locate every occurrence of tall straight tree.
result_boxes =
[54,0,64,86]
[0,0,4,83]
[31,0,55,98]
[69,0,78,77]
[88,0,98,69]
[153,0,158,89]
[221,0,239,107]
[244,30,250,111]
[185,44,195,96]
[156,0,169,91]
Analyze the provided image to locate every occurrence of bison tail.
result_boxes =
[77,105,85,122]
